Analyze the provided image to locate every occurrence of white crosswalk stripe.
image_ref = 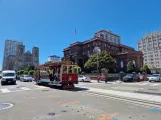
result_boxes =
[0,88,11,93]
[20,87,31,90]
[0,85,47,94]
[151,83,159,86]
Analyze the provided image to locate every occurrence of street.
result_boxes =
[0,81,161,120]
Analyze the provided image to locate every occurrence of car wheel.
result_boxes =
[149,80,151,82]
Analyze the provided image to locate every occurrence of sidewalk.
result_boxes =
[76,85,161,104]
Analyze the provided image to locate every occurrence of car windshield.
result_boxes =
[126,74,133,77]
[79,76,84,78]
[3,73,15,77]
[151,74,160,77]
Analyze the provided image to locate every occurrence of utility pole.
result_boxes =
[94,42,101,83]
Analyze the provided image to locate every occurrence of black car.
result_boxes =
[123,74,140,82]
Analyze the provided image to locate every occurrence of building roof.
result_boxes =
[95,30,120,37]
[63,37,134,51]
[48,55,60,58]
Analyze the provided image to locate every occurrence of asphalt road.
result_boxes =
[0,81,161,120]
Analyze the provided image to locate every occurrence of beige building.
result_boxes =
[138,30,161,70]
[5,45,39,71]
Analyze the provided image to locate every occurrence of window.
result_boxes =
[62,66,67,73]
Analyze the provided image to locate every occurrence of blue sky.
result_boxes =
[0,0,161,69]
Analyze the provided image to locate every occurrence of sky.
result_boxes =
[1,0,161,70]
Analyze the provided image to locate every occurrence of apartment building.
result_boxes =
[138,30,161,70]
[2,40,23,70]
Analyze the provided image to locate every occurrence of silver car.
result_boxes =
[20,75,33,82]
[148,74,161,82]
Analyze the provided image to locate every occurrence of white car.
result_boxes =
[20,75,33,82]
[148,74,161,82]
[1,70,16,85]
[78,75,91,82]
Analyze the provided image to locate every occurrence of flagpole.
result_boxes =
[74,28,76,42]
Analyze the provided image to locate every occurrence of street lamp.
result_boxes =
[93,42,101,82]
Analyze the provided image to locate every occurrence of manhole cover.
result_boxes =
[0,103,14,110]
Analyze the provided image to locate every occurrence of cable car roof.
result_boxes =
[36,60,77,69]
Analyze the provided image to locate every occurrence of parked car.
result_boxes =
[16,75,21,80]
[148,74,161,82]
[1,70,16,85]
[20,75,33,82]
[78,75,91,82]
[122,74,140,82]
[139,75,148,81]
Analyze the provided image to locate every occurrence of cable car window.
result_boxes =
[63,66,67,73]
[68,66,73,73]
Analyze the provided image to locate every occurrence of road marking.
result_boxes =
[61,101,80,106]
[151,84,159,86]
[99,113,118,120]
[20,87,31,90]
[0,88,11,93]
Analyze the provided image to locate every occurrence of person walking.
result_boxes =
[97,73,102,83]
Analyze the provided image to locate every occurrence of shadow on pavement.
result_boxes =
[66,87,89,92]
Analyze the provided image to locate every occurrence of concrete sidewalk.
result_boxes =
[76,85,161,104]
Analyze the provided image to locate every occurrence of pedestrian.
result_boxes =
[97,73,102,83]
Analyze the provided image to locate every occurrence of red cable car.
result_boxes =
[34,60,80,89]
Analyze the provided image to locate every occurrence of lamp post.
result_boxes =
[93,42,101,82]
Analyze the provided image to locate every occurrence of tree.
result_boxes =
[151,65,157,73]
[23,71,28,75]
[141,64,151,74]
[19,70,24,75]
[127,61,135,72]
[28,70,35,76]
[16,71,20,75]
[74,66,81,73]
[84,51,116,71]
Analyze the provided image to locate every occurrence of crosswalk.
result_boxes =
[0,85,47,94]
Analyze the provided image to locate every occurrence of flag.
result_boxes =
[74,28,76,36]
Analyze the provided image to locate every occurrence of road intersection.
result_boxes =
[0,80,161,120]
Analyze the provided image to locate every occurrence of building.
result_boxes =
[2,40,23,70]
[64,30,143,71]
[94,30,121,44]
[48,55,61,62]
[3,42,39,71]
[138,30,161,70]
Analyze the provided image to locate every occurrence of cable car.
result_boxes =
[34,60,80,89]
